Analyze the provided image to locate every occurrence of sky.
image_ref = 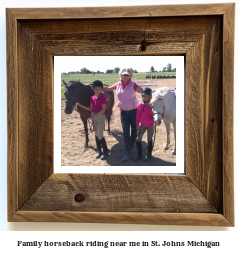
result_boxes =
[55,56,183,73]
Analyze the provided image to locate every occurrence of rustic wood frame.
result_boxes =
[7,4,234,226]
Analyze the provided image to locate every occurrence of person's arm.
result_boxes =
[103,85,116,91]
[136,85,143,93]
[89,104,106,120]
[77,102,92,111]
[133,82,142,93]
[136,104,142,129]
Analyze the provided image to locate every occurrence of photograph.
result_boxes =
[55,56,184,173]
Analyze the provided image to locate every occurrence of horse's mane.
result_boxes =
[67,80,87,89]
[66,80,94,106]
[150,86,170,104]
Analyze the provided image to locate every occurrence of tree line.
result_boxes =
[150,63,176,73]
[62,64,175,75]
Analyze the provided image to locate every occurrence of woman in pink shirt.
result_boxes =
[77,80,108,160]
[133,87,154,162]
[103,68,142,161]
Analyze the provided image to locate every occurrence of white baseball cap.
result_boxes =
[122,70,130,76]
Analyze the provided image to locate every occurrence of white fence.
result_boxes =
[62,73,175,86]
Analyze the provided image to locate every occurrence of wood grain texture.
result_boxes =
[20,16,218,34]
[19,17,219,56]
[7,9,18,221]
[20,174,217,213]
[222,4,235,226]
[186,18,223,212]
[38,41,193,56]
[11,211,232,226]
[18,23,54,208]
[6,4,234,225]
[8,3,233,19]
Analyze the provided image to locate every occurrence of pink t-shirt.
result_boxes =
[136,102,154,128]
[113,79,138,91]
[90,94,107,113]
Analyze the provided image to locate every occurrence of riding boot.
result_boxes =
[132,142,143,161]
[100,137,108,160]
[144,140,153,162]
[95,136,102,159]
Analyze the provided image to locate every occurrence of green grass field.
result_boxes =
[61,72,176,99]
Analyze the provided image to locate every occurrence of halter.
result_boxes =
[152,106,165,118]
[65,85,91,117]
[150,96,165,118]
[65,99,78,112]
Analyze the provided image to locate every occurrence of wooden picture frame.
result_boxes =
[7,3,234,226]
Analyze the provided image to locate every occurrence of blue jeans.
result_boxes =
[120,109,137,154]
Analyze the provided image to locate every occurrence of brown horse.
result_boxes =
[63,80,114,148]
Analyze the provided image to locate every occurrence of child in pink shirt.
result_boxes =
[77,80,108,160]
[133,87,154,162]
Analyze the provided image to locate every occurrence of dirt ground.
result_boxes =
[61,79,176,166]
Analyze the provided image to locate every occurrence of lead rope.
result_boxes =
[87,117,94,133]
[152,123,156,149]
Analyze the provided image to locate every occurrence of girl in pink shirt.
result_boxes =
[77,80,108,160]
[133,87,154,162]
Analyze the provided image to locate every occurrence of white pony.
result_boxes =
[150,87,176,155]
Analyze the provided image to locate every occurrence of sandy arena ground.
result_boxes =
[61,79,176,167]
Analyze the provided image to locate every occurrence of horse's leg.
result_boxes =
[171,120,176,155]
[163,119,170,150]
[83,119,89,148]
[107,117,111,134]
[107,108,112,134]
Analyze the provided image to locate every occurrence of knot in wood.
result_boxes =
[139,40,148,52]
[74,193,85,202]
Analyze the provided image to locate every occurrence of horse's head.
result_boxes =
[64,81,79,114]
[150,95,165,126]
